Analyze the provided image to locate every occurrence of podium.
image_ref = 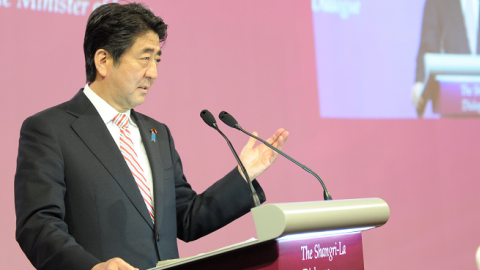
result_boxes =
[149,198,390,270]
[419,53,480,117]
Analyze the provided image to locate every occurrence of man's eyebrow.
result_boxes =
[142,47,162,56]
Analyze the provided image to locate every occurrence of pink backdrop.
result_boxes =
[2,1,480,269]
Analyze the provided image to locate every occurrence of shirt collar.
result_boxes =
[83,84,137,127]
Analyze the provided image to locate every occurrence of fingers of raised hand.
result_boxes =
[277,130,289,149]
[265,128,284,145]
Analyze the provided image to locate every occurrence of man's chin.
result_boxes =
[130,97,146,109]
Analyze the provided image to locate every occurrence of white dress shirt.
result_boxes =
[83,84,155,207]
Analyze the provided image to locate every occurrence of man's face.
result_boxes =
[106,30,161,112]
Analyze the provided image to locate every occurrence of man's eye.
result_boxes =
[155,59,161,63]
[142,57,149,60]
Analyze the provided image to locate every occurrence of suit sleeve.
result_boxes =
[162,126,266,242]
[415,0,442,82]
[14,115,101,270]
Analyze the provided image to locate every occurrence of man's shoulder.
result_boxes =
[25,101,71,123]
[22,89,88,126]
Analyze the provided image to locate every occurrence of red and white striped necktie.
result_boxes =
[113,113,154,222]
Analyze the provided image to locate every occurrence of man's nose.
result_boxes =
[145,61,158,80]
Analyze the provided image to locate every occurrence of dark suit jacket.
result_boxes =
[14,90,265,270]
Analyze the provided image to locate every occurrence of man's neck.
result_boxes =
[88,80,129,113]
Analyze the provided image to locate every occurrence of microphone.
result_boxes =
[200,110,217,128]
[199,110,261,207]
[218,111,333,200]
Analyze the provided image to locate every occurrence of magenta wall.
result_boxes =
[2,1,480,269]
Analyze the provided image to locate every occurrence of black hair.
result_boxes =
[83,3,168,82]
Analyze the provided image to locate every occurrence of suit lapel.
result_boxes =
[132,110,165,231]
[67,91,154,229]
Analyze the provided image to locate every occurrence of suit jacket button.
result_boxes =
[156,234,160,242]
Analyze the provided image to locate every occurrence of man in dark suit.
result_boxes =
[412,0,479,116]
[14,3,288,270]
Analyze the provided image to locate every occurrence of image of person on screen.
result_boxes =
[14,3,289,270]
[412,0,479,116]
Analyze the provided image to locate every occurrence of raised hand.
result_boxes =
[238,128,289,181]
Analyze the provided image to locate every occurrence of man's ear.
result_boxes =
[94,49,110,78]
